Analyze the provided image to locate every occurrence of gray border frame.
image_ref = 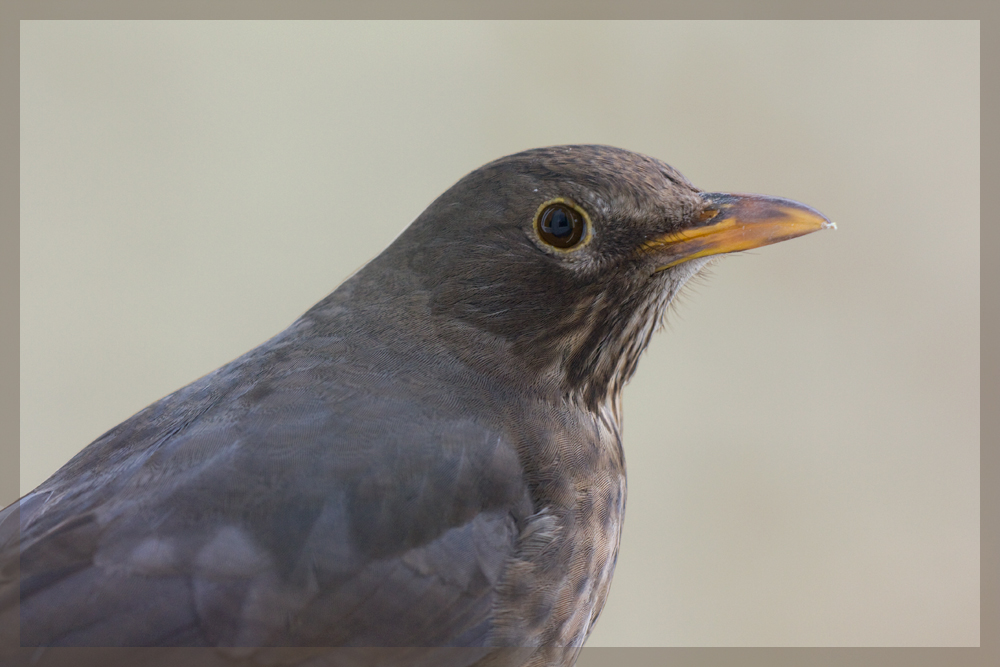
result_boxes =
[1,3,991,666]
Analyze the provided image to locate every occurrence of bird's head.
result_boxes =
[369,145,831,409]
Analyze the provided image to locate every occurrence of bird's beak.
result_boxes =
[645,192,834,271]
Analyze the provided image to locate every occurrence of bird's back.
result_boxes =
[2,282,528,650]
[1,266,623,666]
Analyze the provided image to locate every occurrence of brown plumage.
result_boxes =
[0,146,831,666]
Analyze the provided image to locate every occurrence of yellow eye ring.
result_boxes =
[532,198,593,252]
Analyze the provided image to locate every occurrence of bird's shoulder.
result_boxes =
[3,323,537,648]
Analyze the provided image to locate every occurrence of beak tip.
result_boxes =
[822,220,838,231]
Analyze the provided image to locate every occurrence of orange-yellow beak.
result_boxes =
[645,192,835,271]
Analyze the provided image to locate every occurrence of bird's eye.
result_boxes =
[535,200,589,250]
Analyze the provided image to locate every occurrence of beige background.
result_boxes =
[19,21,979,647]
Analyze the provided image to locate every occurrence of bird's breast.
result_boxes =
[490,403,626,658]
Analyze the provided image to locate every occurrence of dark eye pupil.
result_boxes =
[546,209,572,237]
[537,204,585,249]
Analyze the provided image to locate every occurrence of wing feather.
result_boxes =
[1,344,531,653]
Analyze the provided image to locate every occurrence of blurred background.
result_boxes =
[18,22,978,646]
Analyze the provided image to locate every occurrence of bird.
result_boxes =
[0,145,832,667]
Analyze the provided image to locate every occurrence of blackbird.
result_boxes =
[0,145,831,666]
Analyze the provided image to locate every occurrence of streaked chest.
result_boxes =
[491,401,626,660]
